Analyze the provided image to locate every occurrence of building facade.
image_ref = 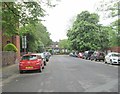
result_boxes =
[2,33,21,61]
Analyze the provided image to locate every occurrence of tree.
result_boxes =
[97,0,120,47]
[67,11,109,51]
[58,39,70,49]
[96,0,120,47]
[2,2,19,36]
[1,1,57,52]
[19,22,52,52]
[2,1,59,36]
[96,0,119,19]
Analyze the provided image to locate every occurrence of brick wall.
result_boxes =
[2,51,16,67]
[0,31,2,68]
[2,35,20,61]
[107,46,120,53]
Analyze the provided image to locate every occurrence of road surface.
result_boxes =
[2,55,119,92]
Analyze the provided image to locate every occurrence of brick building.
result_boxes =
[2,33,21,61]
[107,46,120,53]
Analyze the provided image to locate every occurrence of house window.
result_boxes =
[7,41,10,44]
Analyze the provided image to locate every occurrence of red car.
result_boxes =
[78,52,83,58]
[19,54,44,73]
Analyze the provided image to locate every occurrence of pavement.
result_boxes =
[0,63,19,93]
[0,63,20,87]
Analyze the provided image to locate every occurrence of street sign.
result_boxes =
[24,36,27,48]
[22,36,27,49]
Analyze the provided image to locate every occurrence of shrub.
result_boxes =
[4,43,18,52]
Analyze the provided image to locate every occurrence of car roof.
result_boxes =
[32,53,45,58]
[32,53,43,55]
[23,53,41,56]
[23,54,33,56]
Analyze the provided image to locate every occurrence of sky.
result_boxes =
[42,0,112,42]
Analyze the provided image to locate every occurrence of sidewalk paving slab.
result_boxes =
[0,63,19,85]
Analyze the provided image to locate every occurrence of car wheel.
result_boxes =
[42,66,44,69]
[95,58,97,61]
[110,60,113,65]
[46,59,49,62]
[20,70,23,74]
[44,62,46,66]
[104,59,107,64]
[38,67,42,73]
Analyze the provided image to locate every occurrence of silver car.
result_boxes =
[105,52,120,65]
[34,53,47,66]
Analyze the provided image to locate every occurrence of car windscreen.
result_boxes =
[112,54,120,57]
[22,55,37,60]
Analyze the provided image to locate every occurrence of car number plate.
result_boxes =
[26,66,33,69]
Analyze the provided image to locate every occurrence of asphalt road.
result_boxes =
[2,55,119,92]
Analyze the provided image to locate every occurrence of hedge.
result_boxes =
[4,43,18,52]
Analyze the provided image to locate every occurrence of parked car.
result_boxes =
[33,53,47,66]
[69,52,78,57]
[83,50,94,60]
[82,51,88,59]
[69,52,74,56]
[90,51,105,61]
[105,52,120,65]
[43,52,51,62]
[78,52,83,58]
[19,54,44,73]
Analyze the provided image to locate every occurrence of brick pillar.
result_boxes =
[0,31,2,69]
[15,35,20,62]
[0,32,1,49]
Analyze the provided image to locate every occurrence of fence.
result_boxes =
[2,51,16,67]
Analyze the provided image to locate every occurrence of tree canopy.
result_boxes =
[96,0,120,47]
[67,11,110,51]
[19,22,52,52]
[58,39,70,49]
[2,1,58,36]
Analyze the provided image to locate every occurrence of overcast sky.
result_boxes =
[42,0,111,42]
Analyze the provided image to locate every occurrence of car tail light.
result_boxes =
[20,62,23,64]
[19,62,23,66]
[36,60,40,65]
[36,63,40,65]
